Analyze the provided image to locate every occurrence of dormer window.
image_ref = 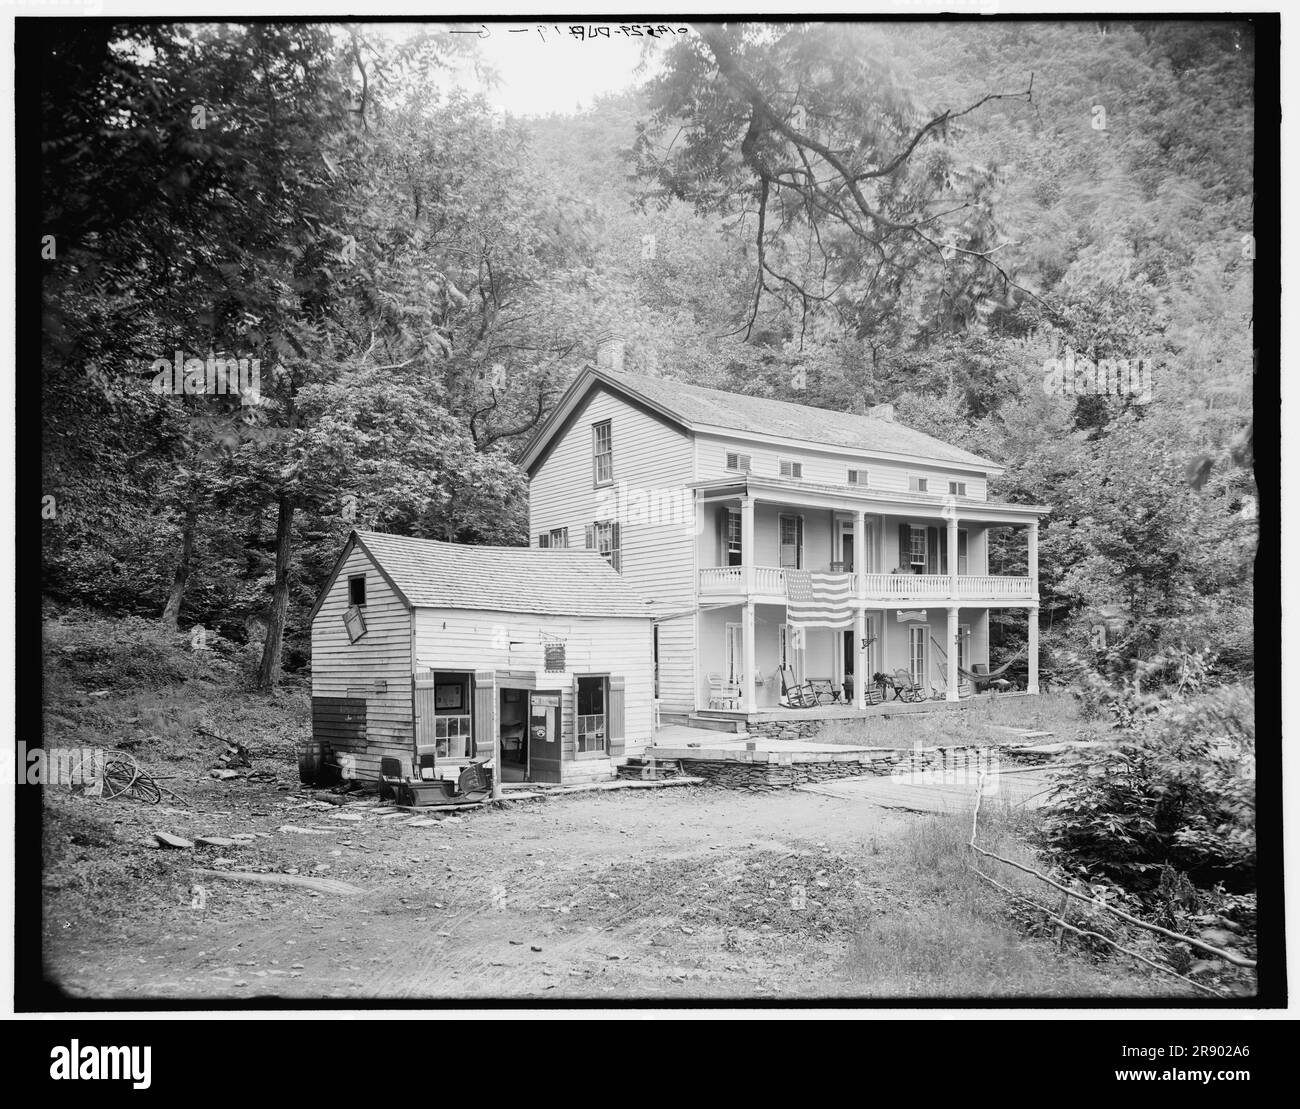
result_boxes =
[779,460,803,479]
[909,476,929,493]
[725,451,752,472]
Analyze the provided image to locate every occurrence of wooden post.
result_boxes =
[1028,607,1040,695]
[742,601,756,712]
[946,605,960,702]
[854,509,867,709]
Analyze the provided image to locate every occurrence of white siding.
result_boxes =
[694,431,990,500]
[413,607,655,772]
[310,544,413,779]
[528,386,697,713]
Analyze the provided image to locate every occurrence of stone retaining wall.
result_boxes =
[679,745,998,791]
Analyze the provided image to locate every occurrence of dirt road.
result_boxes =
[44,784,916,1001]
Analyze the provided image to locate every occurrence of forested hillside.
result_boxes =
[39,20,1256,691]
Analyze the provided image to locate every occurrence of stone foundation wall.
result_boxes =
[679,745,997,791]
[746,719,828,742]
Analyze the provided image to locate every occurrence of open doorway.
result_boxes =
[498,687,529,783]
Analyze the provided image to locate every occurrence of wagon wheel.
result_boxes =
[101,754,161,804]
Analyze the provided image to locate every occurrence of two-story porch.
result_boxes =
[690,475,1046,714]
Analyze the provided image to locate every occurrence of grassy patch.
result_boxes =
[812,692,1093,749]
[840,804,1197,998]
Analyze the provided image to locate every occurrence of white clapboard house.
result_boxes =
[309,531,654,785]
[520,358,1048,724]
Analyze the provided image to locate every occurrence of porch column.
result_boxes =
[742,601,756,711]
[1028,607,1040,695]
[947,512,959,600]
[854,509,867,708]
[1027,520,1040,696]
[1027,520,1039,593]
[946,605,960,702]
[741,495,755,596]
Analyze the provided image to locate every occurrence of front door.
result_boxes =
[527,691,563,784]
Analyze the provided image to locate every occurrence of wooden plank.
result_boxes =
[194,868,362,896]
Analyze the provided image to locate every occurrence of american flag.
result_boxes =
[785,569,855,629]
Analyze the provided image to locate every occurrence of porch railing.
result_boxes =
[698,567,1033,601]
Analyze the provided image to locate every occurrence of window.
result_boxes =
[778,624,804,682]
[779,459,803,479]
[723,508,743,566]
[577,676,608,754]
[957,530,969,576]
[725,450,752,472]
[725,623,744,684]
[848,468,869,485]
[549,527,568,549]
[537,533,549,548]
[909,476,929,493]
[587,520,621,572]
[949,480,967,496]
[348,575,366,607]
[958,624,971,674]
[592,420,613,485]
[909,626,929,687]
[779,514,804,570]
[910,527,927,567]
[434,714,473,759]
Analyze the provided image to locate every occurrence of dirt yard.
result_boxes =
[41,771,1187,1002]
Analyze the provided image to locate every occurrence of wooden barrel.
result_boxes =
[297,739,327,785]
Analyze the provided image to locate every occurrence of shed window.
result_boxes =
[577,676,608,754]
[348,575,366,607]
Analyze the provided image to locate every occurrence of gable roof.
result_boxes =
[520,366,1002,473]
[311,531,652,621]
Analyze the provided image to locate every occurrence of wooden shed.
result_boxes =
[307,530,655,787]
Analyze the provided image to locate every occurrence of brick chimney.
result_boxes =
[595,333,625,373]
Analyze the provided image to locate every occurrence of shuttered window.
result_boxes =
[949,480,967,496]
[587,520,621,572]
[848,468,868,485]
[909,476,928,493]
[779,459,803,479]
[721,508,742,566]
[549,527,568,549]
[725,451,752,472]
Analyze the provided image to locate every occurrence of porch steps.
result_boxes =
[616,755,685,781]
[686,712,750,734]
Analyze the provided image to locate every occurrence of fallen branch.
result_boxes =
[969,770,1256,969]
[193,868,362,897]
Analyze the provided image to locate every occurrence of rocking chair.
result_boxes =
[778,666,819,709]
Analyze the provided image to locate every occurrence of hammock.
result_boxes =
[958,647,1028,684]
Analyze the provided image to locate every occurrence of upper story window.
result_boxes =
[909,476,929,493]
[725,450,752,473]
[779,459,803,479]
[722,508,743,566]
[779,514,804,570]
[592,421,613,486]
[348,574,366,607]
[587,520,621,572]
[948,480,967,496]
[847,468,869,485]
[537,527,568,549]
[909,527,927,568]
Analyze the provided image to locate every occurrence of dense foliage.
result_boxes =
[38,20,1256,694]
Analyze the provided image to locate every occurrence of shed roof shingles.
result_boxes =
[596,368,1001,470]
[355,531,651,619]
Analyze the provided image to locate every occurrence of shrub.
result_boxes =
[1038,684,1255,893]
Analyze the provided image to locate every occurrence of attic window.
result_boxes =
[848,468,868,486]
[725,451,752,473]
[909,476,929,493]
[348,575,366,607]
[948,480,967,496]
[779,460,803,479]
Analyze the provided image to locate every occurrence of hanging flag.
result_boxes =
[785,569,855,629]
